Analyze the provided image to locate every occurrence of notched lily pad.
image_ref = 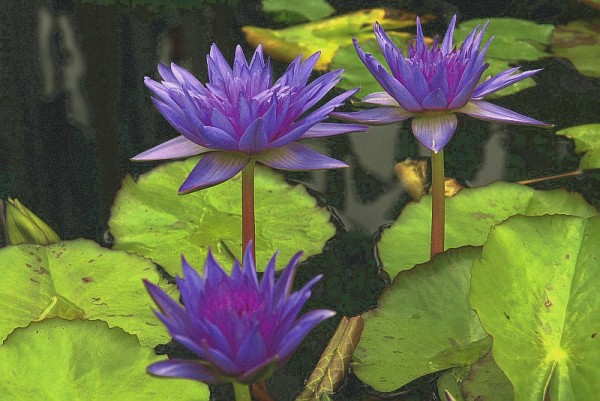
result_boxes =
[243,9,434,71]
[551,18,600,78]
[556,123,600,170]
[454,18,553,97]
[353,247,490,392]
[0,318,207,400]
[438,352,513,401]
[377,181,598,280]
[110,158,335,275]
[0,239,172,347]
[470,214,600,401]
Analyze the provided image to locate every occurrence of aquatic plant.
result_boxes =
[332,15,550,256]
[143,244,334,399]
[134,44,365,194]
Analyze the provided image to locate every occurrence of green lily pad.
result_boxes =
[262,0,334,23]
[470,214,600,401]
[0,318,208,400]
[0,239,172,347]
[353,247,490,392]
[242,9,433,71]
[378,182,598,280]
[436,352,513,401]
[551,19,600,78]
[110,159,335,275]
[556,124,600,170]
[455,18,553,97]
[460,352,513,401]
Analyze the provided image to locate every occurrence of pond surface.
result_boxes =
[1,1,599,400]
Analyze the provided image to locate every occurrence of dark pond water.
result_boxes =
[1,1,599,400]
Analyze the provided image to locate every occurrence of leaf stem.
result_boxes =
[233,382,252,401]
[430,149,445,257]
[242,161,256,262]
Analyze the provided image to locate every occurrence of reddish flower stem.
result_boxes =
[430,149,445,257]
[242,161,256,262]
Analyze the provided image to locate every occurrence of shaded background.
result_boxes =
[1,0,599,400]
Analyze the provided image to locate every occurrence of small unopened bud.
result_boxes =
[1,198,60,245]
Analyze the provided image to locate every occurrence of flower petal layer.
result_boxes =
[144,244,334,385]
[179,152,249,194]
[411,114,458,153]
[257,142,348,170]
[458,100,551,126]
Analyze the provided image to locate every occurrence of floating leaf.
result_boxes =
[242,9,434,71]
[2,198,60,245]
[110,159,335,275]
[0,239,172,347]
[470,214,600,401]
[262,0,334,23]
[551,19,600,78]
[460,352,513,401]
[354,247,490,392]
[0,318,207,400]
[437,352,513,401]
[556,123,600,169]
[454,18,553,97]
[378,182,598,280]
[296,316,364,400]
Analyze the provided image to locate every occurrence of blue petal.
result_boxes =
[275,309,336,362]
[143,280,189,329]
[179,152,248,193]
[421,88,449,110]
[241,242,259,288]
[132,136,208,161]
[170,63,206,94]
[441,15,457,54]
[203,250,230,287]
[457,100,551,126]
[362,92,399,106]
[353,40,421,112]
[235,323,267,369]
[148,359,220,384]
[150,98,198,142]
[238,118,268,154]
[330,107,414,125]
[299,123,368,139]
[411,113,458,152]
[198,126,240,152]
[272,251,303,302]
[257,142,348,171]
[178,255,204,316]
[472,68,542,98]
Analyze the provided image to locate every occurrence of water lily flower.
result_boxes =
[331,15,550,152]
[134,44,366,193]
[143,244,335,384]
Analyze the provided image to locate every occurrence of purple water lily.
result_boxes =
[134,44,366,193]
[143,244,335,384]
[331,15,550,152]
